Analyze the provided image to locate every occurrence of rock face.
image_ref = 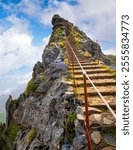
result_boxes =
[5,95,12,130]
[52,14,72,30]
[1,14,114,150]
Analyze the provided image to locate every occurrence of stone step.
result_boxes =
[73,69,108,75]
[75,85,115,95]
[71,59,90,63]
[70,81,116,87]
[69,62,99,66]
[70,78,116,85]
[77,95,116,108]
[76,107,116,125]
[72,73,115,80]
[69,58,90,62]
[69,65,103,70]
[72,60,93,63]
[76,106,102,115]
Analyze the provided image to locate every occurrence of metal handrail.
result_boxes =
[66,40,116,119]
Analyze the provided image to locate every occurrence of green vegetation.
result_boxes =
[1,142,8,150]
[50,42,56,46]
[102,65,116,76]
[99,107,109,112]
[72,31,82,47]
[6,119,21,146]
[0,123,5,134]
[50,26,66,49]
[103,127,116,146]
[25,128,37,144]
[64,58,69,64]
[106,55,116,65]
[0,113,6,123]
[54,27,64,37]
[82,51,91,57]
[58,40,65,48]
[66,111,76,143]
[39,75,45,81]
[67,111,76,124]
[0,124,7,150]
[3,98,22,148]
[25,79,38,96]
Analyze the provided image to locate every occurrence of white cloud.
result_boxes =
[0,15,46,75]
[42,35,50,44]
[0,88,12,95]
[0,15,50,97]
[103,48,116,55]
[17,0,115,41]
[17,72,32,85]
[0,0,116,99]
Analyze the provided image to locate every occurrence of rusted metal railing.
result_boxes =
[65,37,116,150]
[66,40,116,119]
[71,52,76,88]
[83,71,93,150]
[65,40,93,150]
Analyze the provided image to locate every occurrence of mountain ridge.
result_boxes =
[0,14,116,150]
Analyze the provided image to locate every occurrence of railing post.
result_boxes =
[65,42,70,65]
[72,51,76,88]
[83,72,93,150]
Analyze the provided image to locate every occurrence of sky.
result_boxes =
[0,0,116,113]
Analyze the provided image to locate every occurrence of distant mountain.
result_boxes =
[0,83,26,123]
[0,113,6,123]
[0,94,7,112]
[106,54,116,65]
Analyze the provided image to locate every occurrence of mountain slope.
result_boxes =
[0,15,115,150]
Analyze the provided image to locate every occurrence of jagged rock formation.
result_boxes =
[0,15,115,150]
[5,95,12,130]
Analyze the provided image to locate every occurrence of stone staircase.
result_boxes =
[68,50,116,109]
[67,49,116,149]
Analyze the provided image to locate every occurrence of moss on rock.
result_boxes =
[25,128,37,144]
[66,111,76,143]
[102,65,116,76]
[82,51,91,57]
[25,79,38,96]
[6,119,21,146]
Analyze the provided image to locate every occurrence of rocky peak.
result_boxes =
[0,14,115,150]
[52,14,72,30]
[50,14,110,65]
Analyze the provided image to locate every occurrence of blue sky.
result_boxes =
[0,0,116,112]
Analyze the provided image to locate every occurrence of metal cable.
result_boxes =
[66,40,116,119]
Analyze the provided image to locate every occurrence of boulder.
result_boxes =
[77,114,85,121]
[91,131,102,145]
[72,134,87,149]
[51,62,68,71]
[76,106,84,116]
[32,61,44,79]
[94,114,102,122]
[42,45,60,68]
[36,78,53,94]
[103,117,114,125]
